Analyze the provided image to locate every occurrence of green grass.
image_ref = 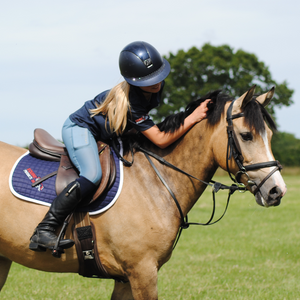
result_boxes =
[1,175,300,299]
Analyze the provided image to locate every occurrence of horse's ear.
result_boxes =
[256,87,275,107]
[234,85,256,111]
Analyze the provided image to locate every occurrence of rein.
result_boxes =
[113,136,245,249]
[138,146,244,249]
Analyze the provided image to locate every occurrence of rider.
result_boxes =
[29,41,210,251]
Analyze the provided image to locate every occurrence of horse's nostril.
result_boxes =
[269,186,282,199]
[270,186,280,196]
[268,186,282,206]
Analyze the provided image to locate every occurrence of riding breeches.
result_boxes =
[62,117,102,186]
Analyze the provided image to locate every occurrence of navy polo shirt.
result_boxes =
[69,82,164,141]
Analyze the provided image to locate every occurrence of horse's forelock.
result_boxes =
[206,93,277,134]
[243,99,277,134]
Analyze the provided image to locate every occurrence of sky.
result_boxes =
[1,0,299,146]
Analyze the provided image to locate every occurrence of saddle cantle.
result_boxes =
[28,128,116,203]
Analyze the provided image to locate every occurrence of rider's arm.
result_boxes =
[142,99,210,149]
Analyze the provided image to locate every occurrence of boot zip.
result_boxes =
[65,182,78,196]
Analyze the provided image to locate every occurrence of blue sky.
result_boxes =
[1,0,299,146]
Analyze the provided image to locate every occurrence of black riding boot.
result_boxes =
[29,181,81,251]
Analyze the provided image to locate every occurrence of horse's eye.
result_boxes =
[240,132,253,141]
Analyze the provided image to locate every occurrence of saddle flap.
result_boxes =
[55,155,79,195]
[91,142,112,202]
[55,141,116,201]
[107,152,116,190]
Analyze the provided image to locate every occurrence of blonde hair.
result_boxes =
[90,81,131,136]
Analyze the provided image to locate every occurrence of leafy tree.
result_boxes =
[154,43,294,122]
[272,132,300,166]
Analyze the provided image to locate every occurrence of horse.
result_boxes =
[0,86,286,299]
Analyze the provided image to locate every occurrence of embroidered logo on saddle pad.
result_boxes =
[9,151,124,215]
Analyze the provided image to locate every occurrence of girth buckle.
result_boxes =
[83,249,95,260]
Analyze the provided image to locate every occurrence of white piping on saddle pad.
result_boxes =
[8,141,124,215]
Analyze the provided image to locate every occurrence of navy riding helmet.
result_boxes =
[119,41,170,87]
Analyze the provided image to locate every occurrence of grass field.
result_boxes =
[1,172,300,299]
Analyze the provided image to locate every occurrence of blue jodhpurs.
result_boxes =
[62,118,102,186]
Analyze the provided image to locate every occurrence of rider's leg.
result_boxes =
[29,119,102,251]
[29,180,82,250]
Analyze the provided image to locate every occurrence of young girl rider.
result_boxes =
[29,41,210,252]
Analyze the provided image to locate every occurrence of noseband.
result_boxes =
[226,99,282,195]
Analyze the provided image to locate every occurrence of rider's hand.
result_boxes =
[190,99,211,124]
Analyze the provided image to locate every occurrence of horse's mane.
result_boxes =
[158,90,227,132]
[121,90,277,152]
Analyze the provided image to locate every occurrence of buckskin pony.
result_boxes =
[0,86,286,299]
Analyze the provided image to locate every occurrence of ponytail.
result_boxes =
[90,81,131,136]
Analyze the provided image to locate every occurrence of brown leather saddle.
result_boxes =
[28,128,116,203]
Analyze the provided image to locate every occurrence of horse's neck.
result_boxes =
[160,121,218,214]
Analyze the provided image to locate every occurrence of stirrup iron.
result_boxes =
[52,213,74,258]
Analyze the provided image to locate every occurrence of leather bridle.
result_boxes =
[226,99,282,195]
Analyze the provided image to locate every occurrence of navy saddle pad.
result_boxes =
[9,150,123,215]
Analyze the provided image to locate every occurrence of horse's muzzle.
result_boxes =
[254,185,284,207]
[268,186,283,206]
